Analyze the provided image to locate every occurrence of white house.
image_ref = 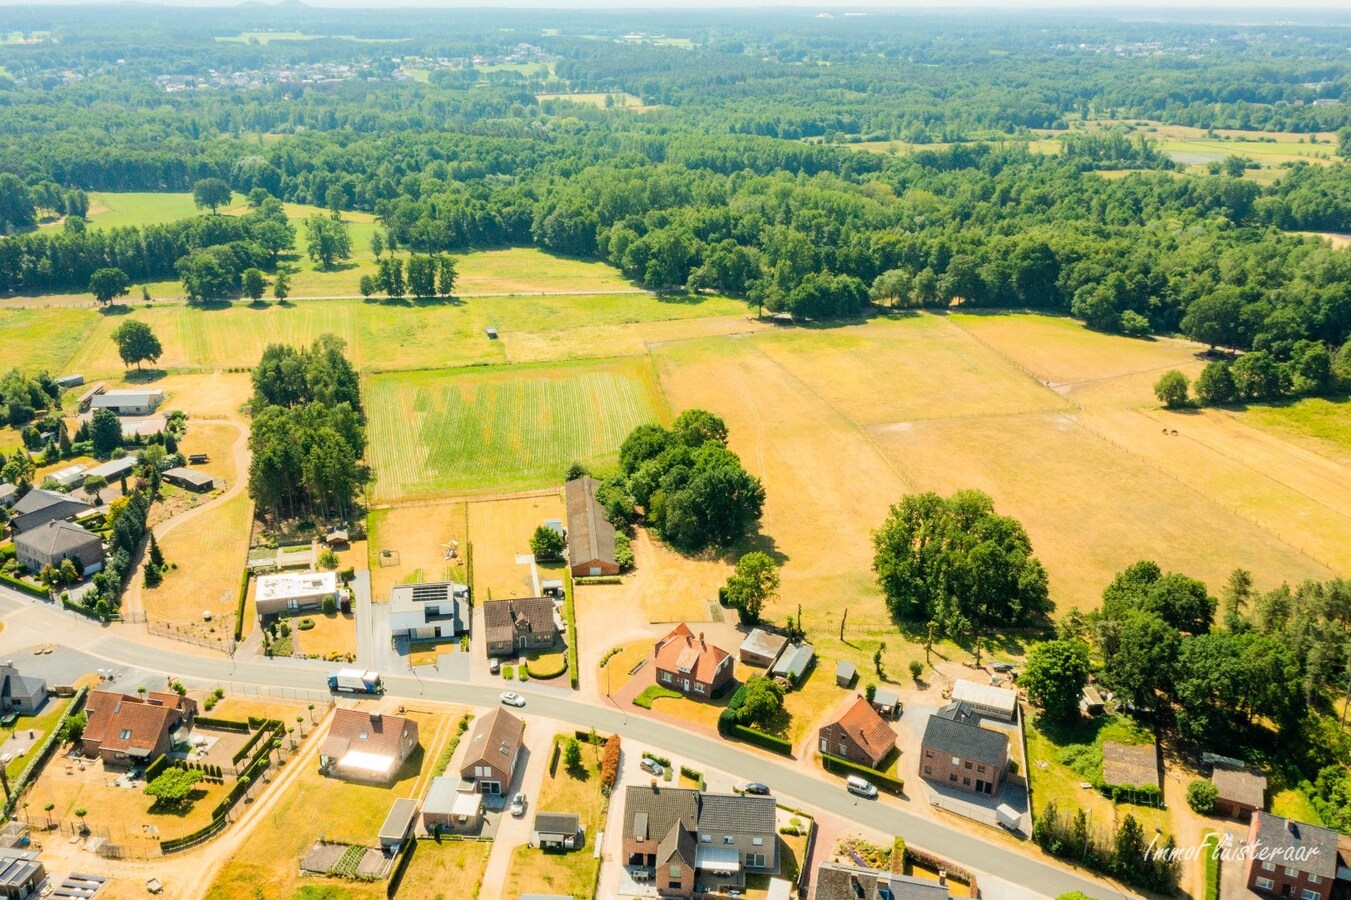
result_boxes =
[255,571,338,618]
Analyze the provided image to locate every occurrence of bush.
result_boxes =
[821,753,904,793]
[501,665,514,680]
[525,652,568,680]
[909,660,923,681]
[234,570,250,642]
[321,595,337,615]
[729,725,791,755]
[1187,779,1219,815]
[298,618,315,630]
[600,734,621,796]
[634,684,681,709]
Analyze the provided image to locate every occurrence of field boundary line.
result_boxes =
[369,487,562,510]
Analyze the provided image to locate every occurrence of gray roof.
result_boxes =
[771,642,814,679]
[0,666,45,703]
[163,467,215,487]
[872,688,899,707]
[533,812,581,838]
[12,487,87,517]
[0,484,16,502]
[86,456,137,480]
[14,519,102,558]
[697,793,776,834]
[0,848,42,890]
[1211,766,1267,809]
[814,862,953,900]
[1251,812,1338,879]
[835,660,856,680]
[740,629,788,659]
[91,389,163,408]
[565,476,616,566]
[483,597,557,646]
[922,702,1008,768]
[422,776,471,814]
[625,784,699,843]
[625,785,777,872]
[379,798,419,842]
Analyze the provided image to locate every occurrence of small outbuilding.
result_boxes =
[871,688,901,719]
[162,467,217,492]
[1102,741,1160,792]
[55,374,84,389]
[0,484,16,509]
[46,464,88,489]
[771,642,815,684]
[486,326,499,339]
[85,455,137,483]
[422,776,484,834]
[378,798,419,851]
[75,382,105,412]
[1080,685,1107,717]
[835,660,856,688]
[325,529,349,548]
[1212,766,1267,820]
[532,812,583,850]
[739,629,788,668]
[950,679,1019,723]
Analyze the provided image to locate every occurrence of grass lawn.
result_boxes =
[205,709,445,900]
[1270,788,1323,825]
[536,91,649,110]
[1,696,72,782]
[466,494,564,599]
[524,648,569,680]
[147,491,252,628]
[393,838,490,899]
[367,502,468,601]
[503,737,605,900]
[633,684,682,709]
[1232,397,1351,466]
[781,666,847,745]
[367,357,666,500]
[0,306,100,376]
[296,612,357,661]
[649,693,725,731]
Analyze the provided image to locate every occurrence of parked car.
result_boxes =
[991,662,1014,673]
[639,757,665,776]
[489,658,501,675]
[735,781,770,796]
[500,691,526,708]
[510,792,527,817]
[846,775,878,798]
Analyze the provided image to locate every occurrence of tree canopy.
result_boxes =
[110,319,163,370]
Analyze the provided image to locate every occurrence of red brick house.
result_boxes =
[459,707,524,795]
[919,701,1008,797]
[1245,812,1338,900]
[320,708,420,784]
[81,690,197,769]
[818,696,897,770]
[653,624,734,699]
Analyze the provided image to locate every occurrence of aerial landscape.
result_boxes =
[0,2,1349,899]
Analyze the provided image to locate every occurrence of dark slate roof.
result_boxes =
[697,793,776,835]
[625,784,699,844]
[533,812,581,837]
[922,702,1008,768]
[460,708,523,774]
[1251,812,1338,879]
[814,862,953,900]
[9,489,91,533]
[482,597,558,646]
[13,520,102,558]
[565,476,616,566]
[659,819,697,868]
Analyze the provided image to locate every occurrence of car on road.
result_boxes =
[639,757,665,776]
[846,775,878,798]
[510,792,527,817]
[735,781,770,796]
[500,691,526,707]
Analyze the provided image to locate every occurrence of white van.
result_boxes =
[846,775,877,798]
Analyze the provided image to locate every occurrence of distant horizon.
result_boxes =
[4,0,1351,11]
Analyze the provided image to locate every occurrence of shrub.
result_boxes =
[563,738,583,769]
[1187,779,1219,815]
[729,725,792,755]
[821,753,904,793]
[298,618,315,630]
[502,665,514,680]
[321,595,337,615]
[909,660,923,681]
[600,734,621,796]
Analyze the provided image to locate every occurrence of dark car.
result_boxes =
[736,781,770,796]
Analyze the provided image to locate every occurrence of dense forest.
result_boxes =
[1,6,1350,358]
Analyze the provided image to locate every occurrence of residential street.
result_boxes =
[0,585,1136,900]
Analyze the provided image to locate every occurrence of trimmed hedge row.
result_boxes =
[729,725,792,756]
[161,814,229,854]
[573,575,622,585]
[196,716,250,733]
[2,573,50,599]
[145,754,170,781]
[233,569,250,642]
[61,596,107,621]
[563,571,579,689]
[3,687,88,818]
[821,753,904,794]
[525,653,568,680]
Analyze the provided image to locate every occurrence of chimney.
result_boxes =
[1286,819,1298,838]
[938,871,948,887]
[698,632,705,646]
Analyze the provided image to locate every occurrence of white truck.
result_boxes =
[327,669,383,694]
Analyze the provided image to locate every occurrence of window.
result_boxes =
[723,836,734,844]
[752,837,764,846]
[745,853,766,868]
[694,683,706,694]
[660,672,672,684]
[1285,867,1298,878]
[964,761,972,769]
[924,750,932,758]
[963,777,971,786]
[700,834,710,843]
[977,765,986,773]
[1261,862,1276,872]
[924,767,932,776]
[839,743,848,755]
[119,728,132,740]
[951,757,961,766]
[358,731,368,740]
[1255,878,1274,891]
[669,865,682,879]
[1301,891,1319,900]
[949,774,957,782]
[1308,876,1322,885]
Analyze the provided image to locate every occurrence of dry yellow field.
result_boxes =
[366,502,469,601]
[146,491,253,625]
[295,611,357,659]
[466,493,564,600]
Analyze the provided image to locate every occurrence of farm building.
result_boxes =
[91,389,164,416]
[13,520,104,576]
[45,464,88,489]
[321,709,420,784]
[378,798,419,851]
[1212,767,1267,820]
[482,597,560,657]
[7,488,92,535]
[0,665,47,716]
[0,484,16,509]
[771,642,814,684]
[654,624,734,698]
[388,581,468,642]
[324,529,349,548]
[162,467,217,492]
[920,701,1008,797]
[818,696,896,770]
[85,456,137,483]
[564,476,619,577]
[1102,741,1159,791]
[870,688,900,718]
[835,660,856,688]
[532,812,583,850]
[422,776,483,833]
[54,374,84,389]
[255,571,339,618]
[120,416,166,439]
[75,382,105,412]
[460,708,523,795]
[82,689,197,769]
[739,629,788,668]
[950,679,1018,723]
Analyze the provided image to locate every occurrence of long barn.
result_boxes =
[563,476,619,577]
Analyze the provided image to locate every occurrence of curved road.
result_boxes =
[0,588,1133,900]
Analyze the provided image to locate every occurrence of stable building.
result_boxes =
[162,467,217,493]
[254,571,339,618]
[564,476,619,577]
[85,456,137,483]
[91,389,164,416]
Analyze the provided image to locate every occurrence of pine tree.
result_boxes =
[148,532,165,569]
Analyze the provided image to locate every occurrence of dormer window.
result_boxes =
[119,729,132,740]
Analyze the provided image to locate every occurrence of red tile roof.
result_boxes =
[83,690,195,757]
[654,624,730,684]
[830,696,896,763]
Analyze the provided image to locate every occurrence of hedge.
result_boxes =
[821,753,904,794]
[0,545,15,561]
[563,571,579,689]
[525,652,568,681]
[728,725,792,756]
[432,714,473,777]
[61,596,107,621]
[385,835,418,898]
[573,575,622,585]
[717,683,749,733]
[1203,832,1220,900]
[233,569,250,642]
[4,687,88,818]
[196,716,250,733]
[1,572,50,599]
[145,754,170,781]
[161,814,229,854]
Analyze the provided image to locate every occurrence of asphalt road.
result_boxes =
[0,588,1134,900]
